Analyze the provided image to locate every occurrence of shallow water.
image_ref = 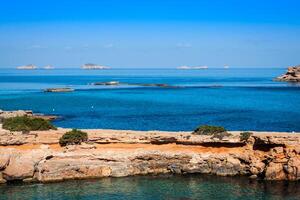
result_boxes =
[0,175,299,200]
[0,68,300,132]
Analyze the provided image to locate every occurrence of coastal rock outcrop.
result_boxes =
[0,110,32,121]
[44,88,74,92]
[0,128,299,183]
[1,149,52,181]
[0,109,58,123]
[91,82,178,88]
[276,66,300,82]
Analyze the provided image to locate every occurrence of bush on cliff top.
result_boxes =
[192,125,227,135]
[240,131,253,142]
[192,125,231,140]
[59,129,88,146]
[2,116,56,132]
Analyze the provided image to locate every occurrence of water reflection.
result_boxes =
[1,174,299,200]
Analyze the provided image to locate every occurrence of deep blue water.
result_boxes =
[0,175,299,200]
[0,68,300,132]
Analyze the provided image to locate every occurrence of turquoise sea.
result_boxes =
[0,68,299,132]
[0,175,299,200]
[1,68,300,199]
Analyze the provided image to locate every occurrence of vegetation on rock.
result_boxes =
[192,125,231,140]
[59,129,88,146]
[193,125,227,135]
[2,116,56,132]
[240,132,253,142]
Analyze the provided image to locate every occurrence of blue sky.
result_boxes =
[0,0,300,68]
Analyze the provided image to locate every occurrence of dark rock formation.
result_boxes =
[92,81,120,86]
[44,88,74,92]
[91,81,179,88]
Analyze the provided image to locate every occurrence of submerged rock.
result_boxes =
[91,81,179,88]
[92,81,120,86]
[44,88,74,92]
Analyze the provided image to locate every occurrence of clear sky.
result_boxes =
[0,0,300,68]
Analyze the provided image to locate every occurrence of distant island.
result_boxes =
[16,64,38,70]
[81,63,111,70]
[177,65,208,70]
[43,65,55,70]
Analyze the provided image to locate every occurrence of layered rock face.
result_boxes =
[276,66,300,82]
[0,128,299,184]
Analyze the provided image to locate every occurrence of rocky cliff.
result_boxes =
[276,66,300,82]
[0,128,299,184]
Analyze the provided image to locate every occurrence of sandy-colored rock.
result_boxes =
[0,110,32,120]
[250,160,265,175]
[0,172,6,183]
[0,127,300,183]
[284,157,300,180]
[276,66,300,82]
[0,109,57,123]
[35,152,124,182]
[0,153,10,170]
[265,162,286,180]
[2,149,51,181]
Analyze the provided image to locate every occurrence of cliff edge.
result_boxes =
[0,128,299,184]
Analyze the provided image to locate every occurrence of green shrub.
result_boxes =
[240,132,253,141]
[211,132,232,140]
[59,129,88,146]
[2,116,56,132]
[192,125,227,135]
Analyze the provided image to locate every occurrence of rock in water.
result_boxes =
[44,88,74,92]
[276,66,300,82]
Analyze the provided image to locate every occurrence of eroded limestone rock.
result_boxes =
[0,128,300,183]
[276,66,300,82]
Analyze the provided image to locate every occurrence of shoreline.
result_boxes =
[0,127,300,184]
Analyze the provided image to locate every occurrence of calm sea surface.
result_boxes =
[0,68,300,132]
[0,175,299,200]
[0,68,300,199]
